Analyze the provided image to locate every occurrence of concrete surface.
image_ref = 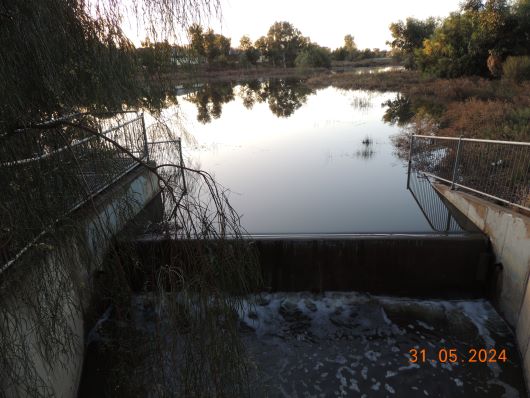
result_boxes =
[0,165,159,398]
[434,183,530,395]
[134,233,492,298]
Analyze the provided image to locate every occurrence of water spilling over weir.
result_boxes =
[77,82,529,397]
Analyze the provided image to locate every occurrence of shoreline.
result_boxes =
[140,58,402,86]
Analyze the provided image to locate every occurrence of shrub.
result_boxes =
[295,46,331,68]
[503,56,530,83]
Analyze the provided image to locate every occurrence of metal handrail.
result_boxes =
[2,115,144,166]
[0,113,150,274]
[409,134,530,212]
[413,134,530,146]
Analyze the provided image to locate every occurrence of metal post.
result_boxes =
[141,113,149,161]
[407,134,415,189]
[445,211,452,232]
[451,136,463,190]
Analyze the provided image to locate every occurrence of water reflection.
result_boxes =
[383,94,414,126]
[356,136,375,160]
[185,79,313,123]
[259,80,313,118]
[185,82,235,124]
[406,170,465,233]
[147,82,480,234]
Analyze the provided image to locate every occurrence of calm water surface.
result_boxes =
[150,80,458,235]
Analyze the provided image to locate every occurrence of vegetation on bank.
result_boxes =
[307,69,530,141]
[388,0,530,79]
[1,2,261,398]
[302,0,530,143]
[137,22,389,71]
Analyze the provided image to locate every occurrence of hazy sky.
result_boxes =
[124,0,463,49]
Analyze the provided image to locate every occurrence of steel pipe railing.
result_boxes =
[409,135,530,212]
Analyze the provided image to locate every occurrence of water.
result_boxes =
[148,80,465,235]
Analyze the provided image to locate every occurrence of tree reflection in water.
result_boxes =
[185,82,235,124]
[186,79,314,123]
[258,79,314,118]
[383,94,414,126]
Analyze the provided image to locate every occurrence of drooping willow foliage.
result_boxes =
[0,0,219,132]
[1,1,262,397]
[0,115,261,398]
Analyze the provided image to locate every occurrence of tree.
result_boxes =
[295,45,331,68]
[412,0,523,77]
[255,36,269,61]
[188,25,231,65]
[265,21,308,68]
[331,47,348,61]
[511,0,530,55]
[239,35,259,65]
[388,17,438,68]
[344,34,357,52]
[188,23,206,58]
[415,12,480,77]
[462,0,484,12]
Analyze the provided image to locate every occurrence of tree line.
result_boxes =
[138,21,389,69]
[388,0,530,80]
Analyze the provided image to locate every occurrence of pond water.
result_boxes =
[149,79,464,235]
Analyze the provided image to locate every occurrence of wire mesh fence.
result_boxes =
[0,112,149,273]
[407,170,465,233]
[409,135,530,211]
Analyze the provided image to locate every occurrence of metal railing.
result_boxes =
[408,135,530,212]
[0,112,150,273]
[407,170,465,233]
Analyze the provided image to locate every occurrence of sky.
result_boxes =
[123,0,463,50]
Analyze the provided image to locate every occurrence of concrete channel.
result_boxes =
[75,181,530,397]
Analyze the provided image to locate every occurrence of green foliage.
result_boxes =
[392,0,530,78]
[187,24,231,65]
[512,0,530,54]
[388,17,438,68]
[188,24,206,58]
[263,21,309,67]
[331,47,349,61]
[0,0,137,131]
[295,45,331,68]
[186,82,235,123]
[344,34,357,53]
[137,39,184,69]
[331,34,360,61]
[503,56,530,82]
[0,0,219,132]
[238,35,259,65]
[414,12,485,77]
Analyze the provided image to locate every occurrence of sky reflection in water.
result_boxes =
[151,81,458,235]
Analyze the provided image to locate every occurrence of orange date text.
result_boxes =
[408,348,507,364]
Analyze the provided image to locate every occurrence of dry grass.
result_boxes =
[439,99,511,138]
[311,69,530,142]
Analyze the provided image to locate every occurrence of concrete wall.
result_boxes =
[1,165,159,398]
[134,233,491,298]
[434,183,530,392]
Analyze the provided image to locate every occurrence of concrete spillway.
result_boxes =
[132,231,493,299]
[253,233,492,297]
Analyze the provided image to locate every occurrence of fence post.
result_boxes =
[407,134,415,189]
[451,136,463,190]
[141,113,149,161]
